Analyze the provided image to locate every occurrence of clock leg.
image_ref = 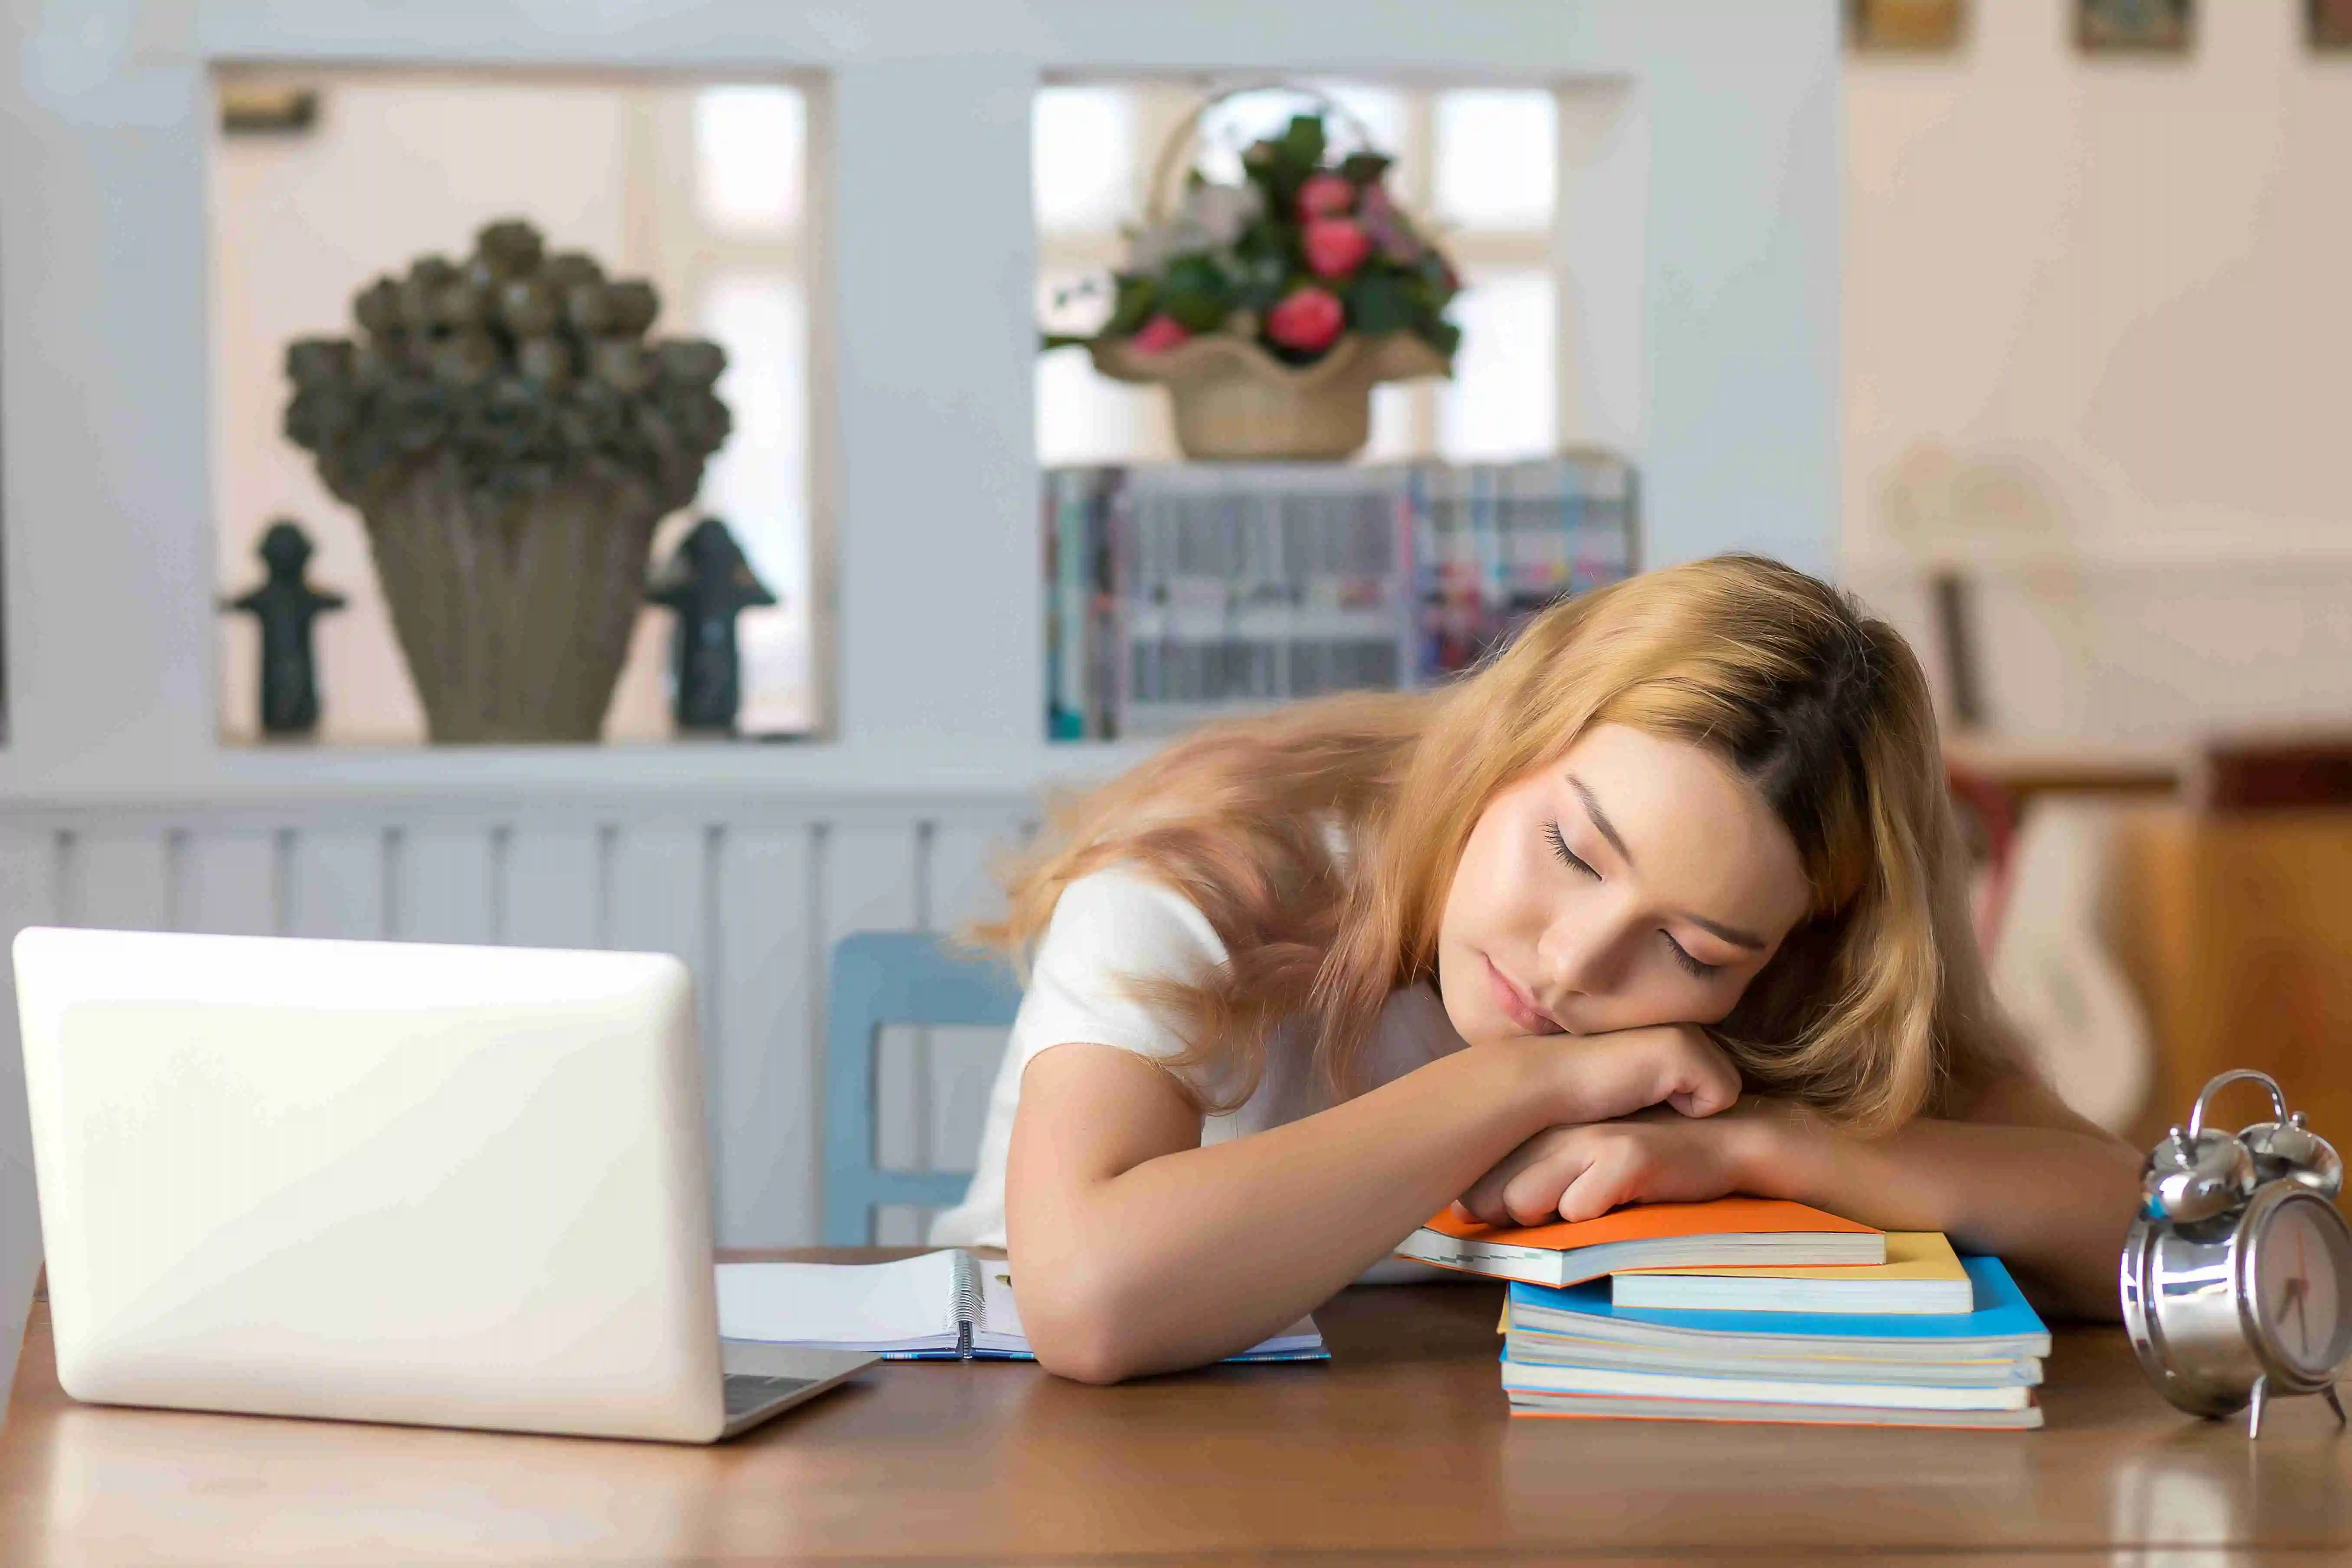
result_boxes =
[2326,1384,2347,1428]
[2248,1375,2269,1440]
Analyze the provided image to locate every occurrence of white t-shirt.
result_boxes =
[928,866,1468,1265]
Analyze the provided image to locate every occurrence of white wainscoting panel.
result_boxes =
[501,826,604,951]
[287,827,386,940]
[0,801,1031,1260]
[68,830,171,931]
[182,830,279,936]
[711,824,818,1248]
[392,824,496,945]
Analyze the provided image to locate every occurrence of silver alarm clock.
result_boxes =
[2121,1069,2352,1437]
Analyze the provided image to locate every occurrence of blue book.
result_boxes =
[1507,1255,2049,1363]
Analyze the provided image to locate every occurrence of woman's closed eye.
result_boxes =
[1663,935,1721,980]
[1543,820,1597,878]
[1546,819,1724,981]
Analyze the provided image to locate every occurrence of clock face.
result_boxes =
[2250,1193,2352,1382]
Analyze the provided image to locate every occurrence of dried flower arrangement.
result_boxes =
[284,219,729,742]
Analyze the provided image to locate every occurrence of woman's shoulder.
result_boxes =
[1039,864,1232,973]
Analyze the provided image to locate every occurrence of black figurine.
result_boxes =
[223,520,346,736]
[646,517,777,734]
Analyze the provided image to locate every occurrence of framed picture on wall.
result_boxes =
[1847,0,1967,53]
[2313,0,2352,52]
[2076,0,2193,53]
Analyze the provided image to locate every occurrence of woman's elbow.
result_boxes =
[1019,1270,1150,1384]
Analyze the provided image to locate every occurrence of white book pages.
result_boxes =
[715,1252,966,1353]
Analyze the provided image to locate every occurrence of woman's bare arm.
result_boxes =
[1006,1025,1742,1383]
[1454,1071,2143,1320]
[1766,1072,2142,1318]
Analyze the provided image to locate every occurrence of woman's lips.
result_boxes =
[1483,952,1562,1034]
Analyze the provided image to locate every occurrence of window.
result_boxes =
[210,71,815,744]
[1033,81,1559,467]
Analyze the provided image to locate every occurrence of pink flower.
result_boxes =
[1265,287,1345,354]
[1297,173,1356,220]
[1129,314,1192,354]
[1302,218,1373,280]
[1358,184,1422,263]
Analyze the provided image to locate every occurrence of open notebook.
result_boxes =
[715,1251,1328,1362]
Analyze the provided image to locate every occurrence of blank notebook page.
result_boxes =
[715,1252,964,1349]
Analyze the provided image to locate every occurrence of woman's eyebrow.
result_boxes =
[1565,774,1634,864]
[1565,772,1768,951]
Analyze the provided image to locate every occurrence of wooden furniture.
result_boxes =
[2112,804,2352,1154]
[4,1251,2348,1564]
[1941,732,2186,803]
[822,933,1022,1244]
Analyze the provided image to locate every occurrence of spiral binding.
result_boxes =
[951,1251,983,1361]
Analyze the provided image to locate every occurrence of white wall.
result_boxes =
[1845,0,2352,740]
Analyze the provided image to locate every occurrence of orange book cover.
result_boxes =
[1420,1197,1878,1254]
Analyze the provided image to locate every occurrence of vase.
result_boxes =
[360,459,665,743]
[1088,331,1450,461]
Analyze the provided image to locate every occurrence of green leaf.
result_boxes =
[1105,274,1159,336]
[1158,255,1232,330]
[1415,251,1460,299]
[1279,114,1326,173]
[1163,254,1228,297]
[1163,291,1229,332]
[1339,151,1393,185]
[1347,274,1414,336]
[1422,317,1463,358]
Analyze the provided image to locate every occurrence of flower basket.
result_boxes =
[1088,330,1449,461]
[284,220,729,743]
[1043,86,1461,463]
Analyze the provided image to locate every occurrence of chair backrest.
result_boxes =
[821,932,1023,1245]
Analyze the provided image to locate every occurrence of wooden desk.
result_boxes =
[3,1254,2348,1565]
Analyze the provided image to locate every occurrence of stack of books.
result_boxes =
[1396,1200,2051,1429]
[1043,457,1640,740]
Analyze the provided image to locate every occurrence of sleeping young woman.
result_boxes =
[928,553,2142,1384]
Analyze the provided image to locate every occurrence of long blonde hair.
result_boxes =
[971,553,2016,1132]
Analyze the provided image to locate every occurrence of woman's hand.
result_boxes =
[1524,1022,1745,1128]
[1454,1099,1810,1227]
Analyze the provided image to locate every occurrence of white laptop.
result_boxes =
[11,926,875,1443]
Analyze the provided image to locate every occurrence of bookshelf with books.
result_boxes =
[1043,456,1641,742]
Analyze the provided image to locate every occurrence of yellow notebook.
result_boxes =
[1609,1232,1973,1315]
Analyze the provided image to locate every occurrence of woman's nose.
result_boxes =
[1534,909,1628,1003]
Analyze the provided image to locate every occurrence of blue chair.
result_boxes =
[822,931,1023,1245]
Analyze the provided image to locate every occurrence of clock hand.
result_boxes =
[2294,1228,2316,1357]
[2283,1274,2311,1357]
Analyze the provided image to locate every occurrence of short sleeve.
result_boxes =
[925,866,1235,1251]
[1013,867,1231,1078]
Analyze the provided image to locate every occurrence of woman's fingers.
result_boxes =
[1558,1025,1742,1124]
[1651,1026,1743,1117]
[1557,1137,1650,1222]
[1503,1139,1598,1226]
[1457,1126,1575,1222]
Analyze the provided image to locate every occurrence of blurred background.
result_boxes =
[1,0,2347,1247]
